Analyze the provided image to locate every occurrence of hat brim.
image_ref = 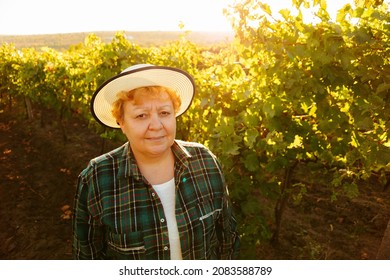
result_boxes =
[91,65,195,129]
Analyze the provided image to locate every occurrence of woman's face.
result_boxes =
[119,91,176,160]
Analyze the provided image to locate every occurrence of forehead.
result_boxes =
[133,89,171,101]
[126,91,173,109]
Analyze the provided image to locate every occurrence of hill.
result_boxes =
[0,31,234,50]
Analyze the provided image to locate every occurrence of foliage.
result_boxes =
[1,0,389,259]
[223,0,390,250]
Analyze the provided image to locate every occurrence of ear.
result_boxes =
[117,119,125,133]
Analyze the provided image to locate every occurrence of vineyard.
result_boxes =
[1,0,389,259]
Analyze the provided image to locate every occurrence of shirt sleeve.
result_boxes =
[211,157,240,260]
[72,170,106,259]
[217,183,240,259]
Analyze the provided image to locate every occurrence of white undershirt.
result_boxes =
[152,178,182,260]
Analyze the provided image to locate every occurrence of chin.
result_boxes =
[147,148,169,157]
[149,142,173,153]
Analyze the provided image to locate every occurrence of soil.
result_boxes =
[0,101,119,260]
[1,100,389,260]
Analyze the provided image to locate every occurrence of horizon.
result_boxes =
[0,30,235,37]
[0,30,235,49]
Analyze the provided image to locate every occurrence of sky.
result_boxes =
[0,0,353,35]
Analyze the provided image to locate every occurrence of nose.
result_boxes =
[148,113,163,130]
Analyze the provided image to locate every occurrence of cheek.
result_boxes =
[165,119,176,134]
[120,122,143,140]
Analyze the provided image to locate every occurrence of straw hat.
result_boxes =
[91,64,195,128]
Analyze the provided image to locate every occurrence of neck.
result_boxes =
[132,148,175,185]
[132,147,173,165]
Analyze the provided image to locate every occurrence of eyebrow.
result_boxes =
[132,104,173,111]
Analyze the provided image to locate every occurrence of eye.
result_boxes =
[136,113,148,119]
[160,111,172,117]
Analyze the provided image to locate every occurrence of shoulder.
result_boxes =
[79,142,129,178]
[175,140,223,173]
[175,140,216,158]
[91,143,128,165]
[175,141,226,197]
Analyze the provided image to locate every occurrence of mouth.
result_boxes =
[145,136,166,141]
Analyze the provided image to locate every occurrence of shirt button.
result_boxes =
[160,218,165,223]
[164,246,169,251]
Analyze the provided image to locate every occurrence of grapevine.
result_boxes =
[0,0,389,259]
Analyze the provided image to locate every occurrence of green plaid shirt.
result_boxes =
[73,140,240,260]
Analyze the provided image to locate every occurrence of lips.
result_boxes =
[146,136,166,141]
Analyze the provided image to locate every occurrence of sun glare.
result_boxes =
[0,0,355,35]
[0,0,235,35]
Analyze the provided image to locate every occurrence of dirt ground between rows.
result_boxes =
[1,101,389,260]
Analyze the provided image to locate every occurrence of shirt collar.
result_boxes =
[119,140,192,179]
[172,140,192,167]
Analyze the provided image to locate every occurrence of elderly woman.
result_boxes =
[72,64,240,260]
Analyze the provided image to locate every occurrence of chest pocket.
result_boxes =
[198,200,221,230]
[106,231,146,260]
